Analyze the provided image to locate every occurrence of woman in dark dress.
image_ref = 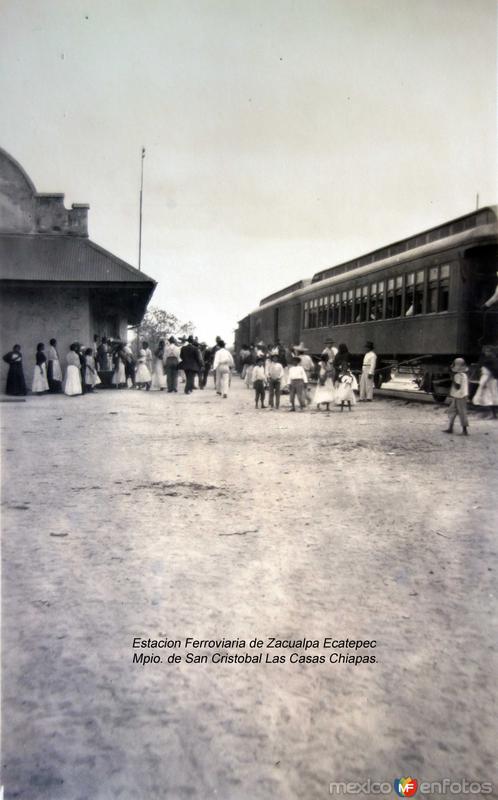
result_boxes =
[3,344,27,396]
[333,343,351,383]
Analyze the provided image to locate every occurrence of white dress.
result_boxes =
[112,359,126,386]
[32,362,49,393]
[472,366,498,406]
[335,374,356,405]
[151,359,166,390]
[313,364,335,406]
[135,350,152,384]
[64,365,82,396]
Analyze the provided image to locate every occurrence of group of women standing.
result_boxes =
[2,340,100,397]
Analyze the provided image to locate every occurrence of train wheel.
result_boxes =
[432,392,447,404]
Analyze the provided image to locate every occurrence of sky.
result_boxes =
[1,0,496,343]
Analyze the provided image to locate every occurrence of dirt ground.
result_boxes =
[2,378,498,800]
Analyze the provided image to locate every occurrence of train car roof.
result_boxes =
[252,208,497,314]
[311,206,497,284]
[259,279,310,306]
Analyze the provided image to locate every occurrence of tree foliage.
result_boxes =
[137,307,195,348]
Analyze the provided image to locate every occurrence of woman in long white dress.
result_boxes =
[31,342,49,394]
[112,346,127,388]
[472,361,498,418]
[135,348,152,390]
[64,344,83,396]
[313,355,336,410]
[151,340,166,390]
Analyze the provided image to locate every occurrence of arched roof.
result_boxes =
[0,146,37,194]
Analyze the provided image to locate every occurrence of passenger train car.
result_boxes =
[236,207,498,399]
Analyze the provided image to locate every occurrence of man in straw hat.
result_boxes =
[444,357,469,435]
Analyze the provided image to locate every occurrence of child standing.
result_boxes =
[288,357,308,411]
[335,366,356,411]
[252,358,267,408]
[267,354,284,409]
[444,358,469,435]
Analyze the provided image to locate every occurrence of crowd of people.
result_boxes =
[2,334,498,428]
[1,334,235,399]
[237,338,377,411]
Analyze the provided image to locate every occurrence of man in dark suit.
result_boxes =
[179,336,203,394]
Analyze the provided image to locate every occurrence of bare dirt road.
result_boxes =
[2,380,498,800]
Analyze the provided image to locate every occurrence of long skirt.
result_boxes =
[32,363,49,393]
[314,378,336,406]
[151,361,166,390]
[135,363,152,384]
[473,375,498,407]
[47,358,63,393]
[64,364,82,396]
[335,381,356,405]
[112,362,126,386]
[6,363,27,396]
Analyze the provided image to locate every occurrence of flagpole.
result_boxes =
[138,146,145,271]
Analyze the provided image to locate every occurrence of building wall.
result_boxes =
[0,286,91,387]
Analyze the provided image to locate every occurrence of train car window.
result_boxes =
[377,280,385,319]
[369,283,377,320]
[341,291,348,324]
[414,270,424,314]
[327,295,333,325]
[405,273,415,316]
[439,264,450,311]
[394,276,403,317]
[360,285,368,321]
[386,278,395,317]
[347,289,354,323]
[303,301,309,329]
[334,293,340,325]
[355,288,362,322]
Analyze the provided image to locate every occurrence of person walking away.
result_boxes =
[288,356,308,411]
[314,353,336,411]
[64,343,83,396]
[239,344,251,379]
[180,336,203,394]
[252,358,267,408]
[123,343,136,388]
[359,341,377,401]
[31,343,49,394]
[46,338,63,393]
[335,365,356,411]
[112,345,127,389]
[84,347,98,392]
[3,344,27,396]
[97,337,110,372]
[164,337,181,392]
[472,349,498,419]
[267,354,284,409]
[201,345,214,389]
[151,340,166,390]
[212,340,234,398]
[135,347,152,390]
[142,341,153,375]
[444,358,470,434]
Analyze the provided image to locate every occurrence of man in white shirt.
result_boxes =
[359,341,377,401]
[322,339,338,362]
[267,354,284,409]
[163,337,181,392]
[212,340,234,398]
[288,357,308,411]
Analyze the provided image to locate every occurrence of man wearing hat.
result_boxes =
[359,341,377,401]
[179,336,203,395]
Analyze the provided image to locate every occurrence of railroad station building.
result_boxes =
[0,147,156,385]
